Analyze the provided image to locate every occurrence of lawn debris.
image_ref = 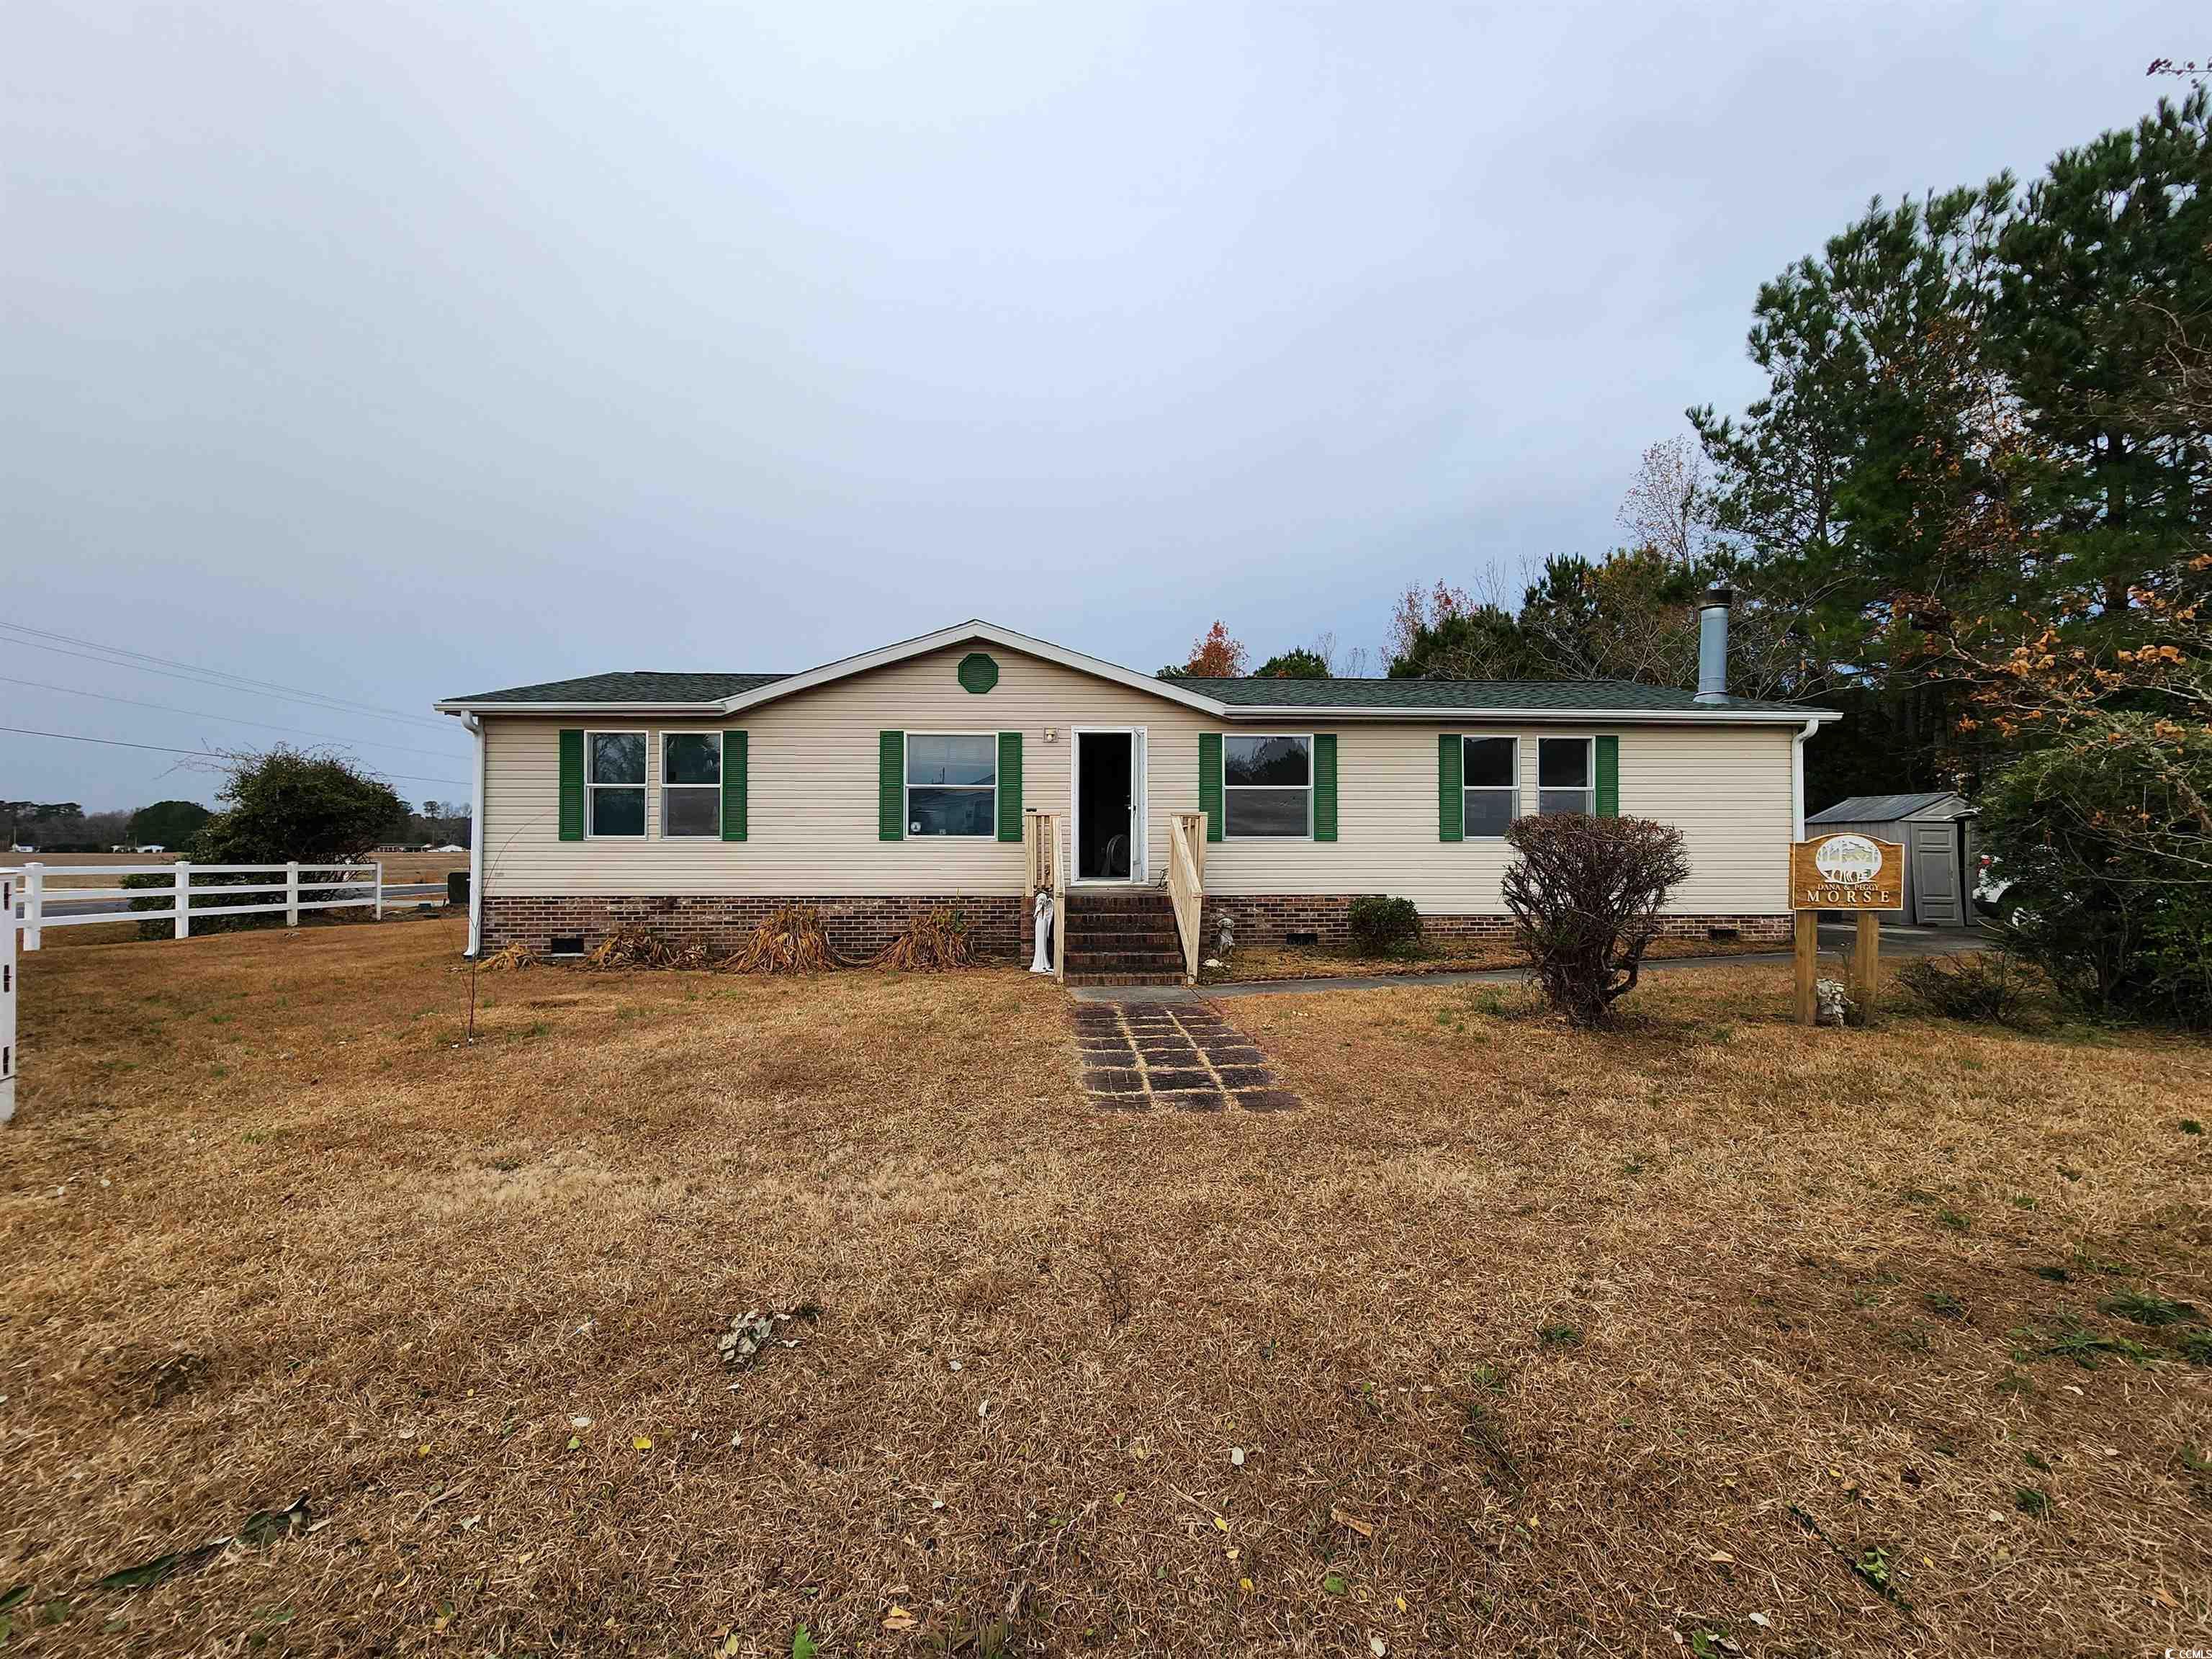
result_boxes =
[717,1305,821,1372]
[91,1494,313,1593]
[873,904,980,971]
[1786,1504,1912,1614]
[477,943,535,971]
[732,904,839,974]
[582,927,706,970]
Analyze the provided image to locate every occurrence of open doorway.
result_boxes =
[1076,731,1133,881]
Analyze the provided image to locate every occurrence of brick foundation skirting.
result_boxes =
[482,891,1789,962]
[1198,895,1790,950]
[481,894,1026,961]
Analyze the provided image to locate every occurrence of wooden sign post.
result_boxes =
[1789,832,1905,1025]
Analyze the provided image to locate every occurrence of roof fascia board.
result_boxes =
[714,619,1231,717]
[433,701,729,717]
[1215,705,1842,724]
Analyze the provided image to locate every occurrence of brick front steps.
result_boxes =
[1061,888,1187,987]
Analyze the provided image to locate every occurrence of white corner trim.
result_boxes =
[464,712,485,956]
[713,620,1233,719]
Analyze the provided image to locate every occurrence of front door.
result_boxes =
[1076,730,1137,881]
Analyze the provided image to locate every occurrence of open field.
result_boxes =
[12,850,466,888]
[2,921,2208,1655]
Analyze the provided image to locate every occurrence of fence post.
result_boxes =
[174,860,191,940]
[3,869,17,1124]
[287,861,300,927]
[22,863,41,953]
[374,863,384,921]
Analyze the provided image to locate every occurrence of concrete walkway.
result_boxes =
[1069,924,1987,1004]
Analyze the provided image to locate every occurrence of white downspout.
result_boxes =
[1791,716,1820,842]
[464,713,486,957]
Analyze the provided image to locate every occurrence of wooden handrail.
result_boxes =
[1024,810,1069,982]
[1166,811,1205,984]
[1051,815,1067,984]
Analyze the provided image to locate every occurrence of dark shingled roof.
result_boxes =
[443,670,788,705]
[444,663,1832,717]
[1807,791,1974,824]
[1164,675,1831,714]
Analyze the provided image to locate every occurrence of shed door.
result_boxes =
[1909,822,1961,926]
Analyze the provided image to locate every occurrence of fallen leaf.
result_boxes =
[1371,1638,1387,1657]
[1331,1507,1375,1539]
[1708,1550,1734,1564]
[565,1436,580,1452]
[1213,1516,1229,1533]
[1747,1613,1771,1629]
[1238,1576,1254,1593]
[633,1436,652,1452]
[884,1606,917,1632]
[1395,1596,1408,1614]
[1230,1447,1246,1467]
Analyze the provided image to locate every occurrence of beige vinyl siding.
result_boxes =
[480,644,1792,914]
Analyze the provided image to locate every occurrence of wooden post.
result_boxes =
[174,861,191,940]
[1794,910,1819,1026]
[1853,912,1880,1015]
[2,869,17,1123]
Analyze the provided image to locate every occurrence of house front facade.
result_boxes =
[436,619,1837,976]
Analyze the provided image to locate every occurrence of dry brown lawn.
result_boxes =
[2,921,2208,1657]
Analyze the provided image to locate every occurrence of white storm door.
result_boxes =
[1130,728,1148,882]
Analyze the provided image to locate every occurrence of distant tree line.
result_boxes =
[4,779,469,853]
[1166,92,2210,1021]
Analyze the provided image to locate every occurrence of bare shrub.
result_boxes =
[873,905,980,971]
[1501,814,1690,1027]
[1895,950,2031,1024]
[732,904,837,974]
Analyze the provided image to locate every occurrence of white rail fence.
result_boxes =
[1,863,383,1124]
[10,861,382,949]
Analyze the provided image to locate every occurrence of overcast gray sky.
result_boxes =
[1,1,2190,809]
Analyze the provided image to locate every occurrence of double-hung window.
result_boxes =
[1461,735,1519,837]
[586,732,647,837]
[1537,737,1594,816]
[661,733,721,838]
[907,734,997,837]
[1223,734,1311,838]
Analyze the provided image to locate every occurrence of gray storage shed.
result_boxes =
[1804,791,1979,927]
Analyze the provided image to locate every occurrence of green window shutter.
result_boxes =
[558,729,585,842]
[722,730,748,841]
[878,731,904,841]
[997,731,1023,841]
[1198,732,1223,843]
[1313,733,1337,842]
[1595,734,1619,817]
[1437,733,1462,842]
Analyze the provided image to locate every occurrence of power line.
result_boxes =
[0,674,465,760]
[0,622,455,732]
[0,724,468,787]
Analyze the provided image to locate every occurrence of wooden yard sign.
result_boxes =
[1790,832,1905,1027]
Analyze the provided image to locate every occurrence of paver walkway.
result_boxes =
[1070,1000,1299,1112]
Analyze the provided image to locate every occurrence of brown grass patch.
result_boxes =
[2,921,2208,1654]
